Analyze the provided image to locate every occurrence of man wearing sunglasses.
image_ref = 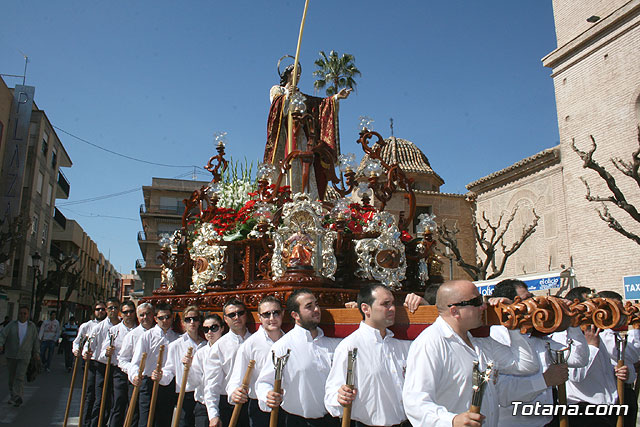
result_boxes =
[100,300,137,427]
[256,288,341,427]
[204,299,251,427]
[190,314,224,427]
[325,284,411,427]
[228,296,285,427]
[86,297,121,427]
[118,302,155,427]
[130,303,180,427]
[403,280,539,427]
[73,301,107,427]
[156,305,207,426]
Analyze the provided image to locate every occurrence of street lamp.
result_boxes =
[30,251,41,319]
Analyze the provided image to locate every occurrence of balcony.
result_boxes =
[135,259,146,269]
[53,207,67,230]
[139,203,185,217]
[56,170,70,199]
[137,231,162,242]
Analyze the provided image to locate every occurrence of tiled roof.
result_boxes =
[356,137,444,184]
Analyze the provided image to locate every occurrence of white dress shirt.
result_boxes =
[128,325,180,383]
[226,326,282,402]
[566,339,618,405]
[190,343,212,404]
[86,318,118,361]
[402,316,539,427]
[325,322,411,426]
[98,322,135,366]
[600,328,639,385]
[203,329,251,420]
[491,326,589,426]
[159,333,206,392]
[255,324,341,419]
[117,324,149,375]
[72,319,99,353]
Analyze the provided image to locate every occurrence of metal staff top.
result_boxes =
[546,339,573,365]
[470,361,494,409]
[345,348,358,386]
[272,349,291,381]
[615,332,627,362]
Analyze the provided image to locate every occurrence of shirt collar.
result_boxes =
[359,321,394,341]
[292,323,324,341]
[258,325,284,343]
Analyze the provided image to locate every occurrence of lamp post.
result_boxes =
[30,251,41,319]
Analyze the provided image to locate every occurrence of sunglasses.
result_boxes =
[259,310,282,319]
[448,296,484,308]
[225,310,246,319]
[156,315,171,321]
[95,307,106,312]
[202,324,221,333]
[184,316,200,323]
[121,310,135,315]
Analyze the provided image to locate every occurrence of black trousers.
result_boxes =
[282,409,338,427]
[248,398,275,427]
[624,383,638,427]
[218,395,249,427]
[128,380,140,427]
[193,401,208,427]
[178,391,196,427]
[109,366,129,427]
[90,362,113,427]
[82,361,97,427]
[63,341,74,369]
[138,377,176,427]
[567,402,616,427]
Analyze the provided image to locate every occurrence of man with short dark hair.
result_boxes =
[325,284,410,426]
[256,289,341,427]
[228,296,285,427]
[39,311,60,372]
[0,306,39,407]
[130,303,180,427]
[204,298,251,427]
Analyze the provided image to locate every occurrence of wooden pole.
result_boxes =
[77,357,91,427]
[147,345,165,427]
[123,352,147,427]
[229,360,255,427]
[341,384,354,427]
[98,354,113,427]
[269,377,282,427]
[63,349,82,427]
[171,347,194,427]
[341,348,357,427]
[617,359,625,427]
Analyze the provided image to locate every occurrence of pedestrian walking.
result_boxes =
[62,316,79,372]
[39,311,61,372]
[0,305,40,407]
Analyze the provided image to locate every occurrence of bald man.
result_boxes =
[402,280,539,427]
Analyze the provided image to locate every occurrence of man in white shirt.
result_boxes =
[130,303,180,427]
[38,311,60,372]
[489,279,589,427]
[325,284,411,427]
[228,296,285,427]
[204,298,251,427]
[402,280,539,427]
[190,314,224,427]
[154,305,207,427]
[117,302,155,427]
[256,288,341,427]
[103,300,137,427]
[74,301,107,427]
[86,297,121,427]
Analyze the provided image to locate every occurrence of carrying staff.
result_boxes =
[229,360,255,427]
[129,303,180,427]
[123,352,147,427]
[64,335,88,427]
[148,344,165,427]
[325,284,411,427]
[98,330,118,427]
[155,305,206,427]
[78,334,96,427]
[256,289,341,427]
[227,296,285,427]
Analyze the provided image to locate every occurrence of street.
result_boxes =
[0,350,82,426]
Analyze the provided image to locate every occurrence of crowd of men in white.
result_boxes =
[73,280,639,427]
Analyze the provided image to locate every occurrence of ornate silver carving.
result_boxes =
[354,212,407,290]
[271,193,337,279]
[190,223,227,293]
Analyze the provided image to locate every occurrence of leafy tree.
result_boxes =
[32,254,82,321]
[572,129,640,245]
[312,50,361,96]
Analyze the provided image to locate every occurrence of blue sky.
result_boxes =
[1,1,559,274]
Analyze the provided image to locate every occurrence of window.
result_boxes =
[32,214,39,235]
[42,222,49,245]
[41,131,49,156]
[159,197,182,213]
[46,184,53,206]
[51,147,57,169]
[413,205,433,232]
[36,171,44,194]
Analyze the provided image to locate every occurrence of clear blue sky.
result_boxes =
[1,1,559,274]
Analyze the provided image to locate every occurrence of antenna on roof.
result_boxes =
[389,118,394,137]
[21,54,28,85]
